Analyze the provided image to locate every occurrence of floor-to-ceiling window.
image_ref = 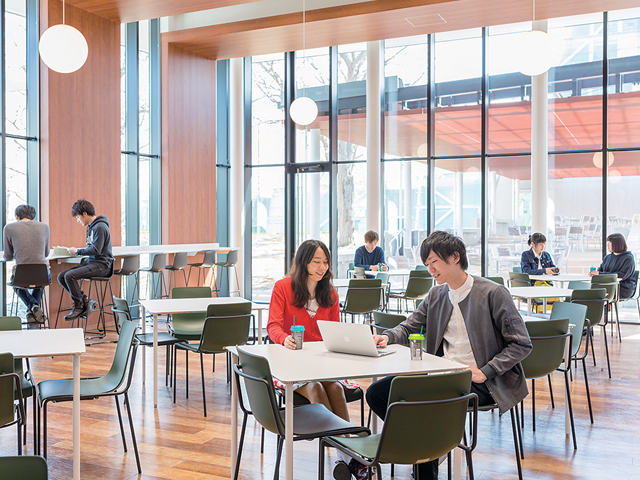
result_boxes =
[2,0,38,314]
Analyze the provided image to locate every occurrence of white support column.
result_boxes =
[403,161,412,257]
[309,129,321,240]
[367,41,382,233]
[489,171,497,233]
[230,58,244,296]
[531,20,549,236]
[454,172,464,238]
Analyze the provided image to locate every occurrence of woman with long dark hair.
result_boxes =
[267,239,362,479]
[591,233,637,299]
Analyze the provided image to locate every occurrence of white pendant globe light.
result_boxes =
[518,30,555,76]
[290,96,318,126]
[39,0,88,74]
[290,0,318,126]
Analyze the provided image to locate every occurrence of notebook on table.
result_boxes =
[317,321,396,357]
[51,246,74,257]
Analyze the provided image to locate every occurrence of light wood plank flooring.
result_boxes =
[2,316,640,479]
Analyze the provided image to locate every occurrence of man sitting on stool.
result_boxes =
[367,231,532,480]
[3,204,51,324]
[59,199,114,320]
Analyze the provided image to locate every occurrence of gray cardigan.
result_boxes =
[384,275,532,414]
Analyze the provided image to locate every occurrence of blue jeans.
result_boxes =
[13,272,52,311]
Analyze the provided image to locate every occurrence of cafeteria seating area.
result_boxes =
[2,1,640,479]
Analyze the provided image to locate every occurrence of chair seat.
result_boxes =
[20,376,33,398]
[38,376,116,402]
[136,332,186,346]
[281,403,364,437]
[90,277,112,282]
[328,433,381,460]
[168,320,205,340]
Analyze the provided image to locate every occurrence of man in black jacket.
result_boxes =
[58,199,114,320]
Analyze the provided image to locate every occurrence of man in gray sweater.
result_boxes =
[367,231,532,480]
[3,204,51,323]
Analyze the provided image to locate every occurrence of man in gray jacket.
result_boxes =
[3,204,50,324]
[367,231,532,480]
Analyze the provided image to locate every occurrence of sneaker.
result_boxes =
[333,460,352,480]
[31,305,45,323]
[348,459,370,480]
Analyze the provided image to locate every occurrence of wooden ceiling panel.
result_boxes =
[163,0,640,60]
[64,0,263,23]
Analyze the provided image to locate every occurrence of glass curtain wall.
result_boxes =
[251,53,286,303]
[2,0,38,314]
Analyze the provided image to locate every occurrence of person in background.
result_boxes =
[58,199,114,320]
[267,239,364,480]
[367,231,532,480]
[3,204,50,324]
[521,232,558,281]
[354,230,387,273]
[591,233,636,299]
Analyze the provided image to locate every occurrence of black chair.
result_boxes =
[0,352,26,455]
[140,253,169,299]
[113,255,140,306]
[85,262,118,336]
[9,264,51,328]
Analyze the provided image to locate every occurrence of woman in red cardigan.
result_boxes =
[267,240,365,480]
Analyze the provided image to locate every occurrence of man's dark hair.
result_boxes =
[71,199,95,217]
[15,204,36,220]
[420,231,469,270]
[607,233,628,254]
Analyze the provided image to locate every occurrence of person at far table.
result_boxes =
[367,231,532,480]
[591,233,636,299]
[58,199,114,321]
[267,239,364,480]
[3,204,51,324]
[521,232,557,285]
[354,230,387,274]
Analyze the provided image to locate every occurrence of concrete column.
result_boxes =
[531,19,549,235]
[366,41,382,233]
[229,58,244,296]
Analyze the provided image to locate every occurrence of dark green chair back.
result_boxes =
[509,272,530,288]
[571,288,606,327]
[347,262,355,277]
[590,275,617,301]
[0,455,48,479]
[414,265,429,271]
[206,301,252,317]
[235,347,283,436]
[521,318,570,379]
[112,296,132,325]
[344,279,383,314]
[404,277,433,299]
[0,317,32,398]
[550,302,587,357]
[0,352,17,427]
[567,280,591,290]
[409,269,431,278]
[95,319,138,393]
[171,287,211,339]
[376,272,390,286]
[512,266,522,273]
[484,276,505,286]
[372,311,406,330]
[199,315,252,353]
[376,371,472,465]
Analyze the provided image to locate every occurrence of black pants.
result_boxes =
[366,375,494,479]
[57,262,112,303]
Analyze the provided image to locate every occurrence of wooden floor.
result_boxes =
[2,310,640,480]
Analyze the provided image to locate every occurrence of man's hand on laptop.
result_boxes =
[373,334,389,348]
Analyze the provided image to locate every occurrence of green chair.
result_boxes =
[0,316,36,451]
[409,269,431,278]
[376,272,391,308]
[112,297,186,388]
[591,274,621,342]
[341,279,384,323]
[232,347,369,480]
[414,264,429,271]
[571,288,609,378]
[567,280,591,290]
[508,272,530,288]
[388,277,433,313]
[0,352,25,455]
[347,262,355,278]
[168,286,212,340]
[521,318,577,450]
[512,266,522,273]
[483,276,505,286]
[549,301,593,423]
[174,301,253,416]
[321,370,477,480]
[371,310,406,333]
[37,320,142,474]
[0,456,47,479]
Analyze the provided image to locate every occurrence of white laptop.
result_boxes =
[317,321,396,357]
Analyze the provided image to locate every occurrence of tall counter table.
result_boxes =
[0,328,85,479]
[227,342,466,480]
